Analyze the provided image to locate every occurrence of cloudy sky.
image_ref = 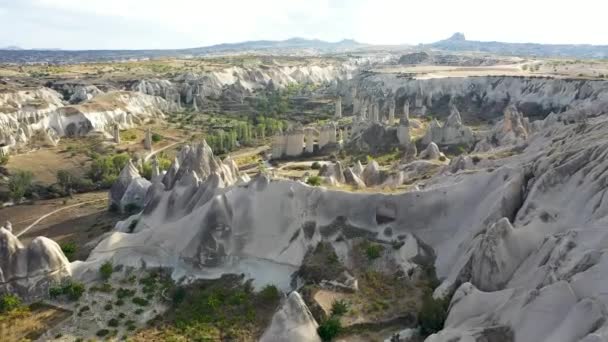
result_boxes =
[0,0,606,50]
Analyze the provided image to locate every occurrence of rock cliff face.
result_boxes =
[79,107,608,341]
[0,89,169,155]
[131,63,356,109]
[349,74,608,121]
[0,224,71,299]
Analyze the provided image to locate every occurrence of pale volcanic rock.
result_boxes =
[109,160,151,212]
[0,225,71,299]
[0,88,168,155]
[421,105,475,147]
[475,104,539,152]
[260,292,320,342]
[419,142,442,160]
[361,160,381,186]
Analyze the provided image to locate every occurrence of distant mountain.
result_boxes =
[183,37,365,54]
[0,38,366,64]
[430,33,608,59]
[1,45,23,51]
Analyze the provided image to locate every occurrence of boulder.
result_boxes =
[419,142,441,160]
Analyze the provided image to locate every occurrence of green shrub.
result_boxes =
[116,288,136,299]
[365,244,384,260]
[96,329,109,337]
[306,176,322,186]
[124,203,141,214]
[8,170,33,202]
[418,294,450,336]
[172,287,186,306]
[317,316,341,341]
[259,284,280,302]
[49,280,85,301]
[66,282,85,300]
[132,297,149,306]
[330,299,349,317]
[151,133,163,143]
[0,155,9,165]
[108,318,119,327]
[104,303,113,311]
[60,242,77,261]
[0,294,22,313]
[311,161,321,170]
[100,261,114,280]
[134,308,144,315]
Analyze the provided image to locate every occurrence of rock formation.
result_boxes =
[419,142,442,160]
[475,104,538,152]
[260,292,320,342]
[388,98,396,125]
[335,96,342,119]
[0,89,168,156]
[113,124,121,144]
[421,105,475,147]
[0,223,71,299]
[109,160,151,212]
[144,128,152,151]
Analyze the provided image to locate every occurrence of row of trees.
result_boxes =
[206,116,285,154]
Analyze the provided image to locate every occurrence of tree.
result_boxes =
[0,294,22,313]
[418,294,450,336]
[8,170,33,202]
[56,170,73,192]
[317,316,341,341]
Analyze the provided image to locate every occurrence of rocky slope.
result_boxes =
[69,96,608,341]
[0,88,170,155]
[131,62,357,109]
[0,222,71,300]
[348,74,608,122]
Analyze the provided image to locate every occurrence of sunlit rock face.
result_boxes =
[79,77,608,341]
[0,225,71,299]
[260,292,321,342]
[132,62,357,108]
[0,88,169,155]
[109,160,151,212]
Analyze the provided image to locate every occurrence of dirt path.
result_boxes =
[15,198,105,238]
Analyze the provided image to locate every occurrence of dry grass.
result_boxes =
[0,303,71,342]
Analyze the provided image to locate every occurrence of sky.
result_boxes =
[0,0,607,50]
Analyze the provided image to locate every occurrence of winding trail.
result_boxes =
[15,199,105,238]
[144,139,184,162]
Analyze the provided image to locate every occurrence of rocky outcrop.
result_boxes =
[260,292,320,342]
[0,88,169,155]
[109,160,151,212]
[475,104,539,152]
[68,85,103,104]
[350,74,608,121]
[419,142,442,160]
[79,108,608,341]
[0,224,71,299]
[421,105,475,147]
[132,62,356,109]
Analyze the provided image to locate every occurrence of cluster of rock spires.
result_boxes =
[421,105,475,148]
[0,222,71,299]
[108,140,248,215]
[0,88,169,156]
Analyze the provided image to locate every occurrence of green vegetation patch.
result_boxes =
[148,275,281,341]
